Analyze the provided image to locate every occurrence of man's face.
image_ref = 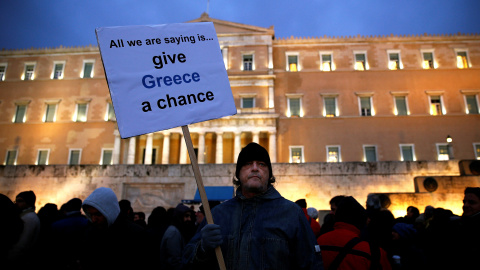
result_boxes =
[196,211,205,224]
[15,197,28,211]
[183,211,192,223]
[463,193,480,217]
[238,160,270,198]
[84,205,108,229]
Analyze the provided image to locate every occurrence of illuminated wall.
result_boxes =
[2,160,477,218]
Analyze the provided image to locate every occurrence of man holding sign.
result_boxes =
[182,143,324,270]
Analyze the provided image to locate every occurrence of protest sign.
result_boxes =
[96,22,236,138]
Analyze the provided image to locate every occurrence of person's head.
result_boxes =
[82,187,120,230]
[196,207,205,225]
[134,212,145,222]
[334,196,367,230]
[463,187,480,217]
[15,190,36,211]
[147,206,168,227]
[295,199,307,209]
[233,142,275,198]
[329,195,346,214]
[173,204,194,225]
[119,199,134,221]
[64,198,82,213]
[406,206,420,219]
[307,207,319,220]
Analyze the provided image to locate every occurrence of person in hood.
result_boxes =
[79,187,150,270]
[182,142,323,270]
[160,203,196,270]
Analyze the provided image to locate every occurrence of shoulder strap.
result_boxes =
[329,237,362,270]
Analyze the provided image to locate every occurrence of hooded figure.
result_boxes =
[160,203,196,270]
[79,187,149,270]
[82,187,120,228]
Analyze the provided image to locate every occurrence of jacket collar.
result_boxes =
[236,185,282,201]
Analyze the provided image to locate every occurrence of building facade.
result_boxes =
[1,13,480,166]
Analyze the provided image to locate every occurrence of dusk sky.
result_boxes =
[1,0,479,50]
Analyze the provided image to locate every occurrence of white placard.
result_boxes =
[96,22,236,138]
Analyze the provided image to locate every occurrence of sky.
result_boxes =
[1,0,479,50]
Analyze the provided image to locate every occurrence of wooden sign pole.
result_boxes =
[181,125,226,270]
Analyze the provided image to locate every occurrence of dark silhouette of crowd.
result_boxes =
[1,182,478,270]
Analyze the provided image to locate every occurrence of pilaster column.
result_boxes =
[180,134,187,164]
[234,132,241,162]
[144,133,153,164]
[269,131,277,163]
[215,132,223,164]
[269,86,275,109]
[162,132,170,164]
[198,132,205,164]
[127,137,136,164]
[113,130,121,164]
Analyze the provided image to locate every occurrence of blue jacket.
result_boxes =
[183,186,324,270]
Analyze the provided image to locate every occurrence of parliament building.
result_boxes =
[1,13,479,166]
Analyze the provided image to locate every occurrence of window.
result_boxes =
[326,146,341,162]
[105,103,116,121]
[323,96,337,117]
[422,50,435,69]
[289,146,304,163]
[44,103,58,122]
[394,96,408,116]
[474,143,480,160]
[436,144,450,161]
[388,51,402,70]
[0,63,7,81]
[13,104,28,123]
[455,50,470,69]
[364,146,377,162]
[242,54,253,71]
[400,144,415,161]
[36,150,50,165]
[320,52,334,71]
[5,150,17,165]
[465,94,479,115]
[241,97,255,108]
[429,95,444,115]
[23,63,36,80]
[52,61,65,79]
[101,149,113,165]
[359,96,373,116]
[68,149,82,165]
[81,60,94,78]
[286,53,299,71]
[74,103,88,122]
[287,95,303,117]
[354,52,367,71]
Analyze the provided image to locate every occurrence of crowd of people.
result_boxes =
[1,142,479,270]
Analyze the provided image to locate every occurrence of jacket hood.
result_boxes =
[82,187,120,227]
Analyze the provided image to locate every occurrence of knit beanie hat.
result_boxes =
[235,142,273,179]
[16,190,36,207]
